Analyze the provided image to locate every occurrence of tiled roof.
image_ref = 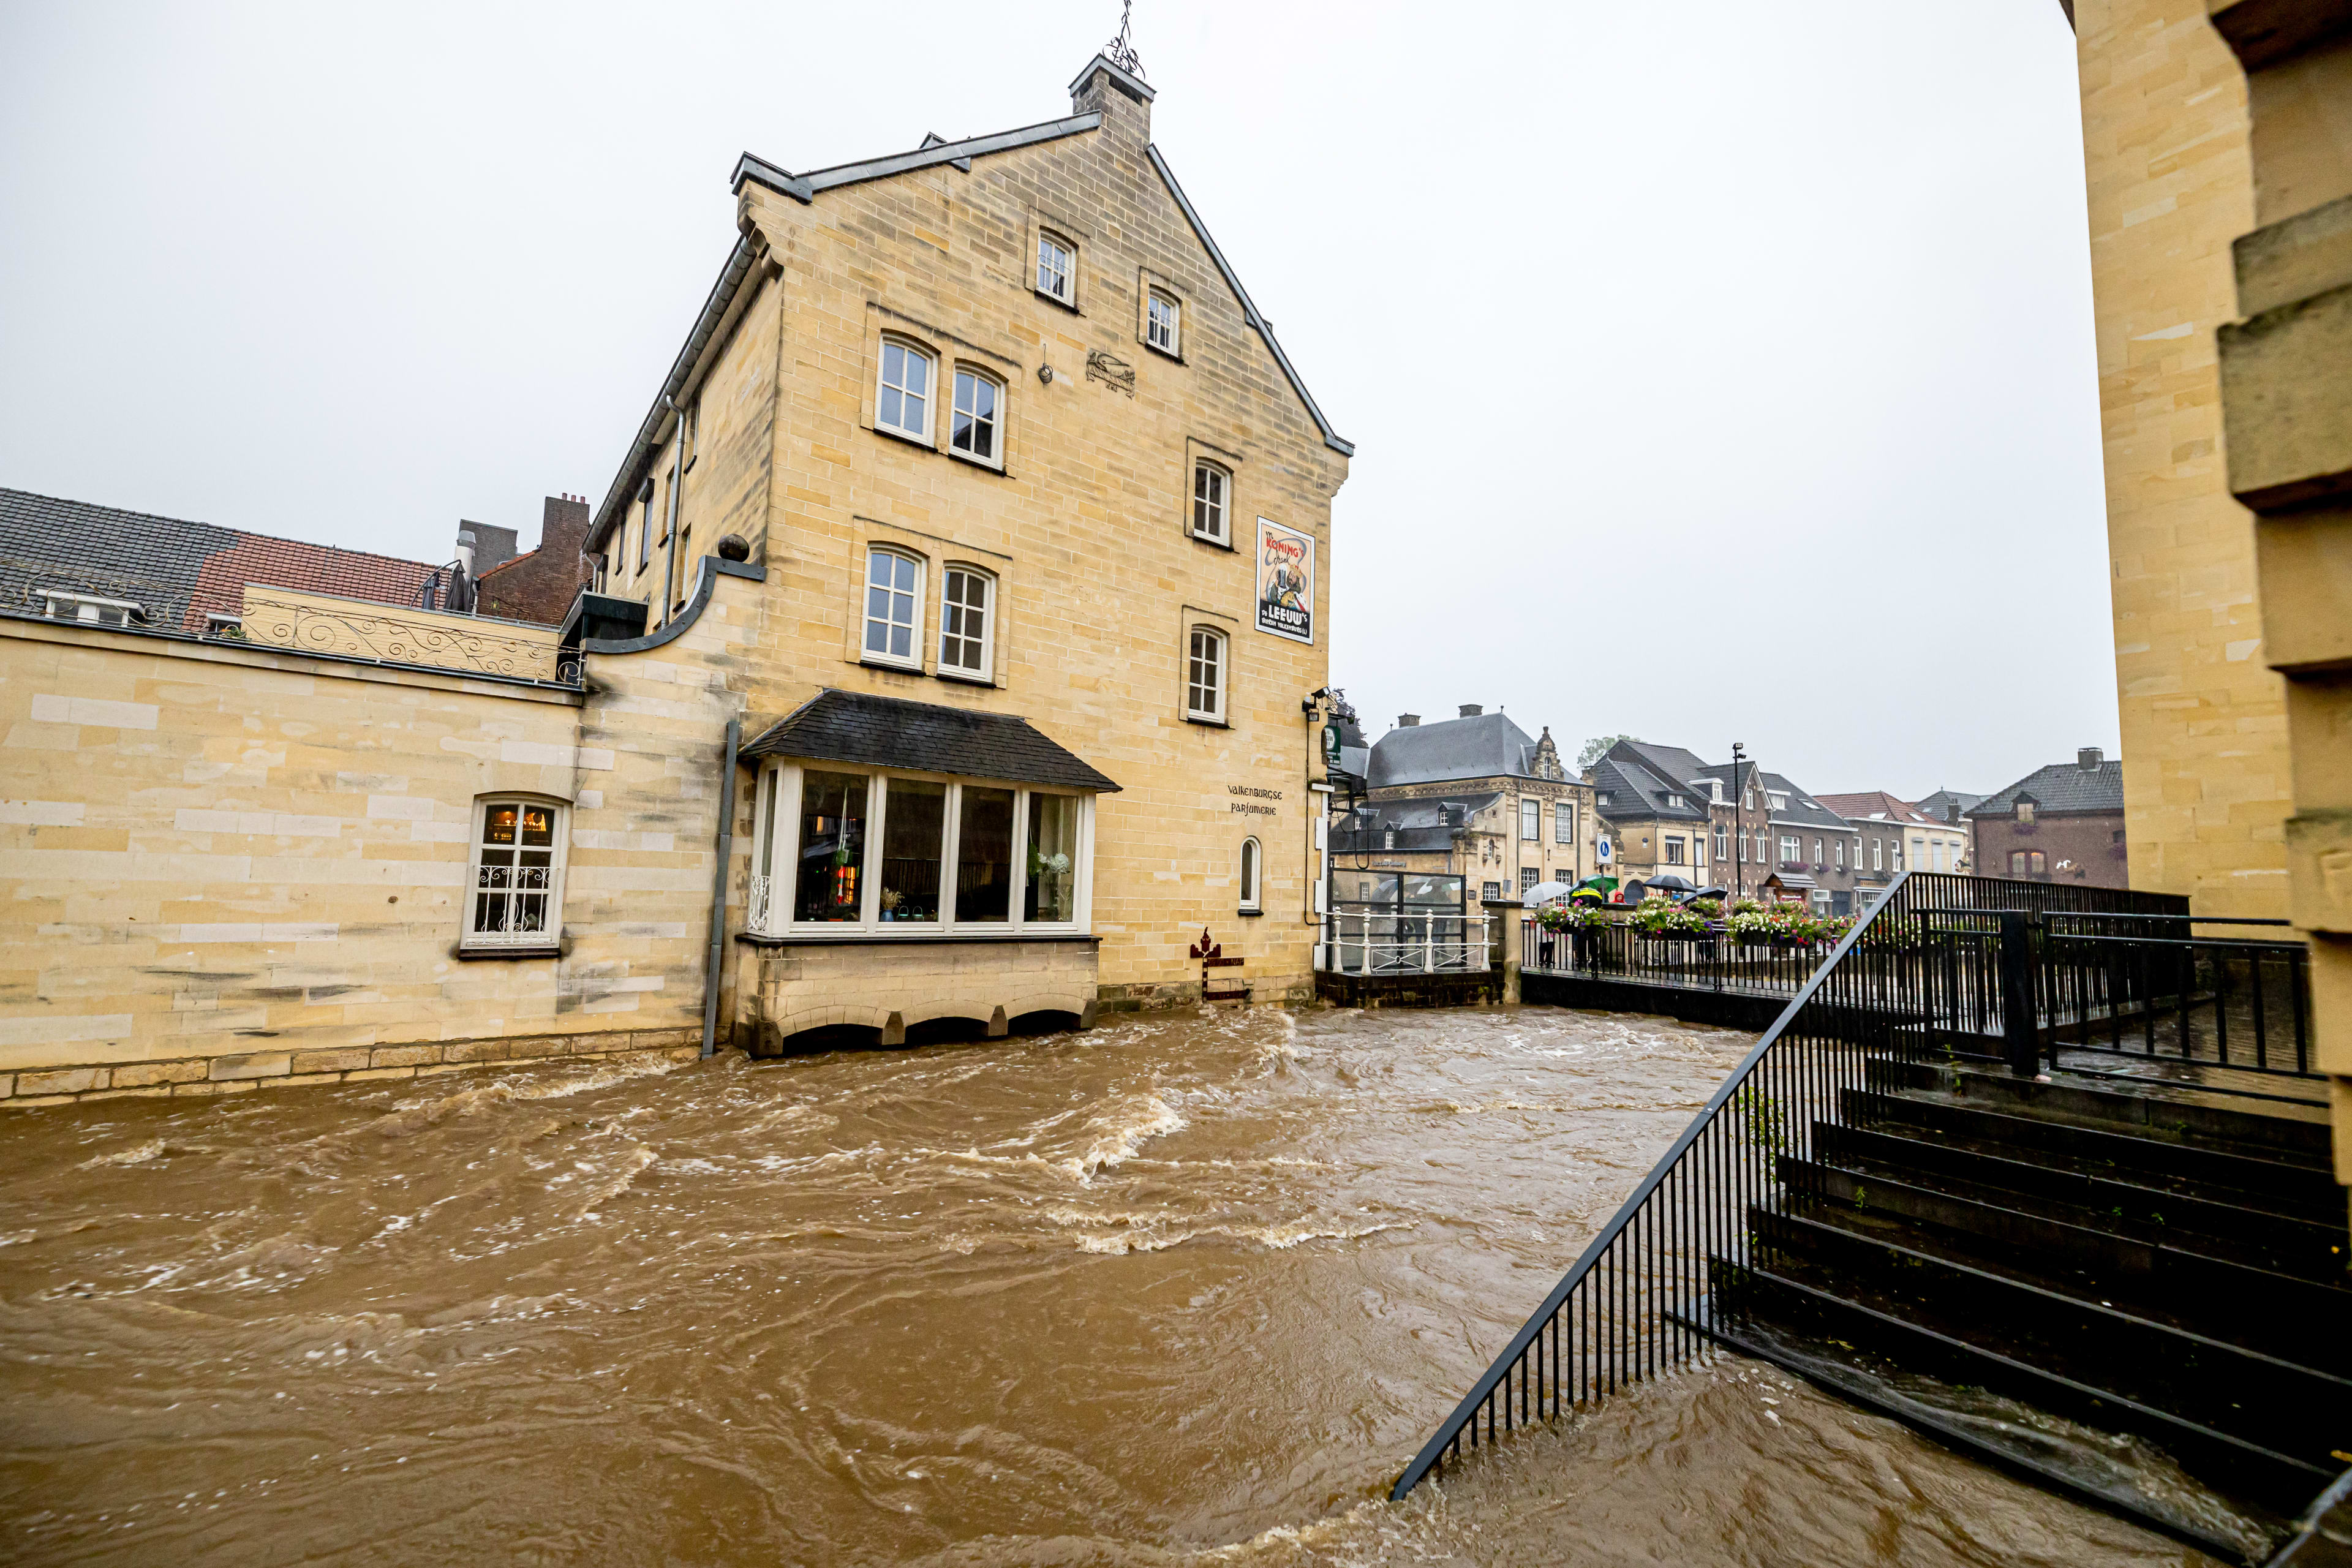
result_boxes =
[1969,759,2124,818]
[1815,791,1945,828]
[740,688,1120,793]
[1618,741,1714,788]
[1692,763,1851,831]
[1915,788,1986,826]
[0,486,438,633]
[1589,758,1710,823]
[1368,712,1545,788]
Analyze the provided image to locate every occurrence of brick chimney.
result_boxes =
[1459,703,1484,718]
[1397,713,1420,728]
[2078,745,2105,771]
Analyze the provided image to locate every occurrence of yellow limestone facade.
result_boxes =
[0,565,761,1104]
[586,54,1351,1049]
[2071,0,2292,919]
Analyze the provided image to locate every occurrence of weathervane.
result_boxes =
[1105,0,1144,78]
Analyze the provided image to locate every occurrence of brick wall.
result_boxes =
[477,495,592,625]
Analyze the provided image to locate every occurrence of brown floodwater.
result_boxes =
[0,1006,2217,1566]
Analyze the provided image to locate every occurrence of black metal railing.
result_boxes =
[1385,870,2310,1501]
[1525,919,1834,1000]
[2040,914,2312,1078]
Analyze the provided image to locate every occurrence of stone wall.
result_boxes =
[239,583,564,680]
[2073,0,2291,918]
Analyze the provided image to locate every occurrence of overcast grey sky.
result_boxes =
[0,1,2103,799]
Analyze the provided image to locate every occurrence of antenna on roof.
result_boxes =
[1104,0,1144,77]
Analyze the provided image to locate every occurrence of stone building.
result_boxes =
[576,50,1349,1042]
[1816,790,1975,907]
[1353,707,1595,920]
[1966,747,2129,889]
[0,50,1350,1102]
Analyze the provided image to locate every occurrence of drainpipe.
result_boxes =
[658,395,685,626]
[699,718,740,1059]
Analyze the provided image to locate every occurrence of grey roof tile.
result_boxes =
[1969,760,2123,818]
[740,688,1120,793]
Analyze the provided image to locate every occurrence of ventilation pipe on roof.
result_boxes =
[2078,746,2104,771]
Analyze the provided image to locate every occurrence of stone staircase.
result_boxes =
[1695,1060,2350,1561]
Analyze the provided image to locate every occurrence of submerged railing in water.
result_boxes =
[1385,870,2313,1500]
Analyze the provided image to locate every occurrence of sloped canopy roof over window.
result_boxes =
[741,689,1120,793]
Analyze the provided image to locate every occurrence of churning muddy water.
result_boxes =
[0,1007,2215,1566]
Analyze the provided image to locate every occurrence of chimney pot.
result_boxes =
[1397,713,1420,728]
[2078,745,2104,771]
[1458,703,1483,718]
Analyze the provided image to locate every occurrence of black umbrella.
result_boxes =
[1647,873,1696,892]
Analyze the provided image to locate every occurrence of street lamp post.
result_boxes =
[1730,741,1747,905]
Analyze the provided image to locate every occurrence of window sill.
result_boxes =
[1146,343,1184,365]
[871,423,938,453]
[932,668,998,688]
[947,449,1009,477]
[736,930,1101,948]
[1184,714,1230,729]
[1236,907,1262,918]
[1189,531,1235,552]
[859,655,926,676]
[1033,288,1082,315]
[456,944,562,961]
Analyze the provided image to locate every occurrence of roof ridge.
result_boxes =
[1,484,437,572]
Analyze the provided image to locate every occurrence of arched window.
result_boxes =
[1238,836,1261,912]
[876,339,933,440]
[863,548,922,668]
[951,368,1002,466]
[1186,626,1226,722]
[938,566,993,680]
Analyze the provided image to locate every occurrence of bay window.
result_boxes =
[748,763,1093,935]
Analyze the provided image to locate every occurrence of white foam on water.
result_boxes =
[1056,1093,1186,1185]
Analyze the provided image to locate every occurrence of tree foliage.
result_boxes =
[1577,733,1641,772]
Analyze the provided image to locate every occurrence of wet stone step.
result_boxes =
[1873,1057,2333,1164]
[1706,1260,2334,1526]
[1810,1120,2349,1280]
[1747,1204,2352,1464]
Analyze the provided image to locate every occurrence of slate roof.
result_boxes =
[739,688,1120,793]
[1368,712,1544,789]
[1969,759,2124,818]
[1815,791,1947,830]
[0,486,439,634]
[1692,763,1852,831]
[1330,791,1498,854]
[1915,788,1986,826]
[1618,741,1715,790]
[1589,757,1711,824]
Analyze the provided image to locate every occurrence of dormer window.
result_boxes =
[1665,793,1685,808]
[41,590,143,627]
[2016,801,2036,824]
[1768,792,1789,812]
[1036,233,1074,304]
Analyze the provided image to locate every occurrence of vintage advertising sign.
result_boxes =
[1254,518,1315,644]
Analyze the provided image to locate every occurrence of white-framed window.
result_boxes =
[1520,799,1539,840]
[950,368,1001,466]
[1555,801,1575,843]
[1911,836,1925,870]
[1872,837,1883,871]
[1147,290,1180,355]
[746,763,1091,936]
[876,339,933,440]
[1892,838,1905,871]
[2016,801,2036,824]
[1482,881,1502,902]
[1665,793,1685,808]
[863,548,923,668]
[41,590,144,627]
[1193,461,1229,544]
[1520,865,1540,893]
[1036,233,1074,303]
[1714,826,1728,859]
[1738,833,1749,863]
[464,797,568,948]
[1834,839,1845,869]
[1238,836,1261,911]
[1780,834,1800,864]
[1768,792,1789,812]
[1186,626,1226,722]
[938,567,993,680]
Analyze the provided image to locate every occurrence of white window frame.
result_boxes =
[1192,461,1230,545]
[1520,799,1539,841]
[747,763,1095,938]
[1147,290,1180,355]
[1186,625,1227,723]
[1036,233,1074,304]
[862,547,925,670]
[949,366,1003,469]
[1238,835,1261,912]
[937,565,994,682]
[461,795,570,950]
[1780,834,1800,864]
[1555,801,1574,844]
[1663,836,1686,866]
[876,338,935,442]
[1520,865,1540,894]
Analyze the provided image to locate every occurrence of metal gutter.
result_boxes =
[587,233,766,554]
[701,717,740,1058]
[1145,144,1355,458]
